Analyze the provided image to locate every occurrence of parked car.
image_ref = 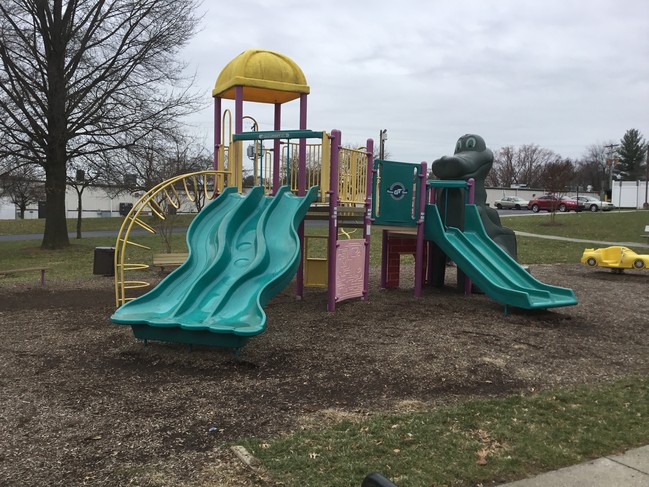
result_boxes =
[527,195,585,213]
[581,246,649,272]
[494,196,529,210]
[574,195,614,212]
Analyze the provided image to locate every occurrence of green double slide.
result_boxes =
[424,204,577,310]
[111,185,318,348]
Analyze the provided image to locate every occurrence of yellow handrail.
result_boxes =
[338,146,369,205]
[220,130,367,206]
[114,170,220,307]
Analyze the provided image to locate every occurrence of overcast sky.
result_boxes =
[179,0,649,163]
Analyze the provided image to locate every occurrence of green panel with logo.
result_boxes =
[371,160,421,227]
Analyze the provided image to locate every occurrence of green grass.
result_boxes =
[501,210,649,265]
[0,234,189,281]
[0,214,196,235]
[501,210,648,244]
[240,376,649,487]
[2,210,647,281]
[0,212,196,281]
[516,237,588,264]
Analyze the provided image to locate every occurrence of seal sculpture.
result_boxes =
[431,134,518,260]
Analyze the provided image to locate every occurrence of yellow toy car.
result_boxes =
[581,246,649,272]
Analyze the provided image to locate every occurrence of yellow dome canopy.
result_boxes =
[212,49,310,104]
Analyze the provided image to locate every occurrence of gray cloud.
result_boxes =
[182,0,649,161]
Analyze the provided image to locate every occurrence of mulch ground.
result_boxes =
[0,264,647,487]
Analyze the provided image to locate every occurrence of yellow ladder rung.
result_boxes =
[147,200,165,219]
[162,187,181,207]
[132,217,157,234]
[123,281,151,290]
[124,240,151,250]
[117,263,150,271]
[182,178,199,202]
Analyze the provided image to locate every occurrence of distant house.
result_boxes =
[0,185,141,220]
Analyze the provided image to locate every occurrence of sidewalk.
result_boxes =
[500,445,649,486]
[514,231,649,249]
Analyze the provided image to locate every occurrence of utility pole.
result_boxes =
[604,143,619,201]
[379,129,388,160]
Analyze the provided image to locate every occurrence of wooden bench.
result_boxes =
[152,253,188,273]
[0,266,50,286]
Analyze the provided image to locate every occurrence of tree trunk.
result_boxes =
[41,25,70,250]
[41,158,70,249]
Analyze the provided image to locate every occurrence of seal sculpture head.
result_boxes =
[432,134,493,180]
[431,134,517,260]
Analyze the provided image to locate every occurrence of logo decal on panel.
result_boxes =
[387,182,408,200]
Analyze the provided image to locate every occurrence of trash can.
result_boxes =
[93,247,115,276]
[119,202,133,216]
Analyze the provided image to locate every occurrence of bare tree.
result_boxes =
[540,158,575,223]
[66,158,107,239]
[104,131,212,252]
[105,131,211,194]
[0,163,45,219]
[576,143,613,194]
[489,146,518,186]
[0,0,202,249]
[490,144,558,187]
[184,154,215,213]
[517,144,557,187]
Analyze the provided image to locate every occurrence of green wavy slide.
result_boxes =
[424,204,577,310]
[111,185,318,348]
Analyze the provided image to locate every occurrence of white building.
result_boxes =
[611,180,649,209]
[0,186,141,220]
[487,183,649,209]
[3,181,647,220]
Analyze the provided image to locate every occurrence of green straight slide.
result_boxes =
[424,204,577,310]
[111,185,318,348]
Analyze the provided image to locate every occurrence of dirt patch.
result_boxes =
[0,264,647,486]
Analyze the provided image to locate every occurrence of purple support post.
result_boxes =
[234,86,244,190]
[467,177,475,204]
[464,178,475,296]
[213,97,221,171]
[296,94,308,299]
[273,103,281,195]
[426,178,434,284]
[298,94,307,196]
[380,229,388,288]
[426,239,434,285]
[327,130,341,312]
[234,86,243,134]
[362,138,374,300]
[414,162,428,298]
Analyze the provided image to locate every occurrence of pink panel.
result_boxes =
[335,240,366,302]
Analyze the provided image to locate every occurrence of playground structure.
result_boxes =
[111,49,577,350]
[114,50,373,307]
[112,49,373,349]
[372,159,577,313]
